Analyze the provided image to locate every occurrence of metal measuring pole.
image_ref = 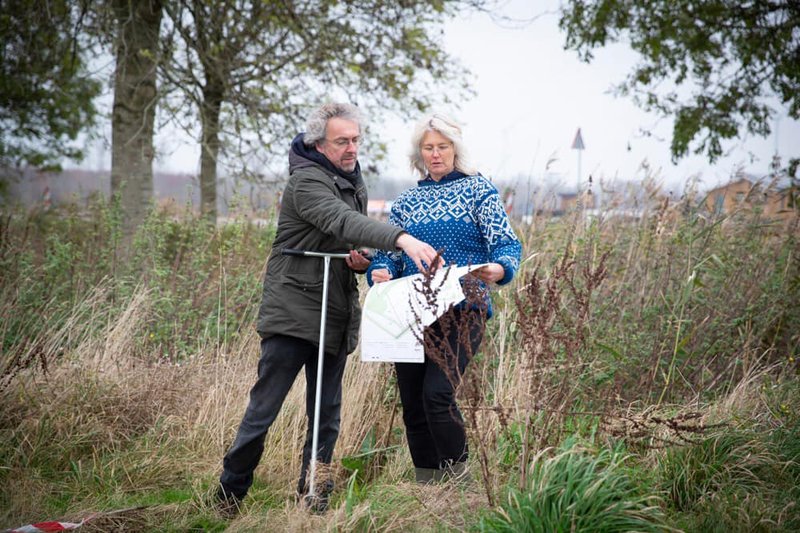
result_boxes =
[281,248,350,503]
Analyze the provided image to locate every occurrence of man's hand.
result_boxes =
[371,268,393,283]
[395,233,443,272]
[345,249,371,272]
[470,263,505,283]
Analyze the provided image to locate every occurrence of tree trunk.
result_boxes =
[199,81,223,222]
[110,0,163,235]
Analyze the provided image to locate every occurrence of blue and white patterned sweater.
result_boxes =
[366,171,522,318]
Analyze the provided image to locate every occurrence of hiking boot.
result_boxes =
[298,462,335,514]
[214,485,243,519]
[298,478,334,514]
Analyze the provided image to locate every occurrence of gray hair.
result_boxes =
[409,113,476,177]
[304,102,364,147]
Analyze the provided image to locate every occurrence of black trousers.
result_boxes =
[219,334,348,499]
[394,308,485,470]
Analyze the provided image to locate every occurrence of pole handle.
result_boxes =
[282,248,351,259]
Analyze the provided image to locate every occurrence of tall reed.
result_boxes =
[1,188,797,529]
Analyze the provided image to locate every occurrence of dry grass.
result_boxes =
[1,194,798,530]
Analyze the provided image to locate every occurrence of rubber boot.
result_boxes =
[437,461,473,486]
[414,467,439,484]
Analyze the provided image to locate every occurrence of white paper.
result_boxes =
[360,264,489,363]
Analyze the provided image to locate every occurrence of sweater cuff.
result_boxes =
[496,257,515,286]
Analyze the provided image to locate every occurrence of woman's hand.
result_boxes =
[371,268,393,283]
[471,263,505,283]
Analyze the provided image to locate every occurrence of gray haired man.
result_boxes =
[215,103,439,516]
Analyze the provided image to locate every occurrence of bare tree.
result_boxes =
[160,0,486,221]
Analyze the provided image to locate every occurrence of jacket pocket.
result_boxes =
[280,272,324,292]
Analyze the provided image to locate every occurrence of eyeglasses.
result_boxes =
[421,143,453,154]
[326,136,361,148]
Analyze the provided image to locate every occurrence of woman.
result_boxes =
[367,113,521,483]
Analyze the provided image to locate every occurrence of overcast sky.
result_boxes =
[149,0,799,193]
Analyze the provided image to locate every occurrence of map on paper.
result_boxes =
[360,264,488,363]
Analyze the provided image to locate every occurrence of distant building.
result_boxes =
[704,174,795,220]
[557,190,595,213]
[367,199,391,221]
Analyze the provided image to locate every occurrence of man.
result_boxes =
[216,102,439,516]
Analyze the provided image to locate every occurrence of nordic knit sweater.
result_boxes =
[366,170,522,318]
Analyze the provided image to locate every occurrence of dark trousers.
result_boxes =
[394,308,485,470]
[219,334,348,499]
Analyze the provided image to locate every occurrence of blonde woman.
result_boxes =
[367,113,521,483]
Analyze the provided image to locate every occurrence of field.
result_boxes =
[1,187,798,532]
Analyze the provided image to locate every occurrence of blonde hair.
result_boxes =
[409,113,476,177]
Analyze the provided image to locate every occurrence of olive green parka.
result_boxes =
[256,139,403,355]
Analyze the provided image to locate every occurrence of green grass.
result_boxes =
[657,384,800,531]
[477,438,669,532]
